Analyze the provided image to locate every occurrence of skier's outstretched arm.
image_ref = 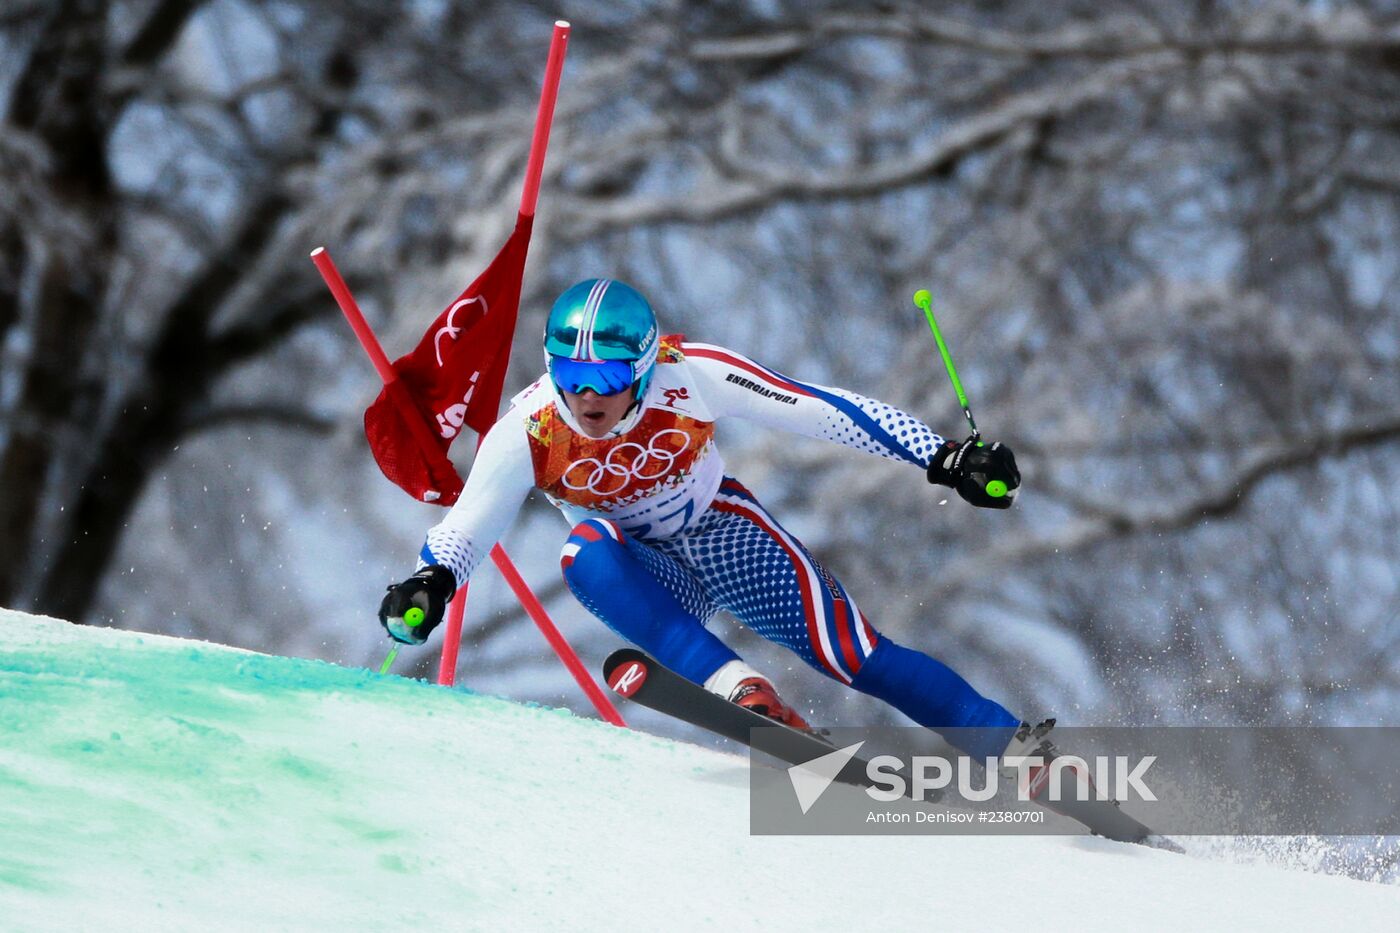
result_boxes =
[378,413,535,644]
[684,341,943,466]
[683,341,1019,508]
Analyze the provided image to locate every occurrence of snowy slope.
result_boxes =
[1,610,1396,932]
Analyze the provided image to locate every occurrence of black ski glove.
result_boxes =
[378,565,457,645]
[926,437,1021,509]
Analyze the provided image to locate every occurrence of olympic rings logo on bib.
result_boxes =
[562,430,692,495]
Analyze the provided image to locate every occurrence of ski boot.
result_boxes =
[705,661,810,730]
[1000,718,1065,799]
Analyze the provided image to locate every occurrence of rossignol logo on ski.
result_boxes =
[608,660,649,697]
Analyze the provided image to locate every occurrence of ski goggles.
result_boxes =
[548,354,636,396]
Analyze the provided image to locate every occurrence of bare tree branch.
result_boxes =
[935,415,1400,594]
[560,52,1181,232]
[182,404,337,436]
[120,0,204,68]
[690,9,1400,63]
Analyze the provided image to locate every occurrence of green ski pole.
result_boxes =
[377,606,425,674]
[913,289,1007,500]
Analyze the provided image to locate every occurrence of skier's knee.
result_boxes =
[559,519,625,575]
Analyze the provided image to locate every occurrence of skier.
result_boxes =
[379,278,1030,759]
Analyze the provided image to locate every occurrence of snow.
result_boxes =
[1,609,1397,931]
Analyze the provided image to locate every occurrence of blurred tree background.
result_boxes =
[2,0,1398,744]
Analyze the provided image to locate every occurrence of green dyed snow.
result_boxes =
[0,613,574,912]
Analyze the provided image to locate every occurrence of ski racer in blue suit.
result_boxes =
[379,279,1028,758]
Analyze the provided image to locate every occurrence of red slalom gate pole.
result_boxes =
[519,21,569,218]
[489,544,625,726]
[317,247,395,384]
[437,587,469,685]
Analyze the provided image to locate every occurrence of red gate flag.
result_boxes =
[364,213,535,505]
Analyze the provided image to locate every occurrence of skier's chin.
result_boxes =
[562,386,634,438]
[578,412,613,437]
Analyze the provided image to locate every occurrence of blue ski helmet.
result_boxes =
[544,279,659,400]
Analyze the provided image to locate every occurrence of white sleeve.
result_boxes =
[682,342,945,468]
[416,410,535,586]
